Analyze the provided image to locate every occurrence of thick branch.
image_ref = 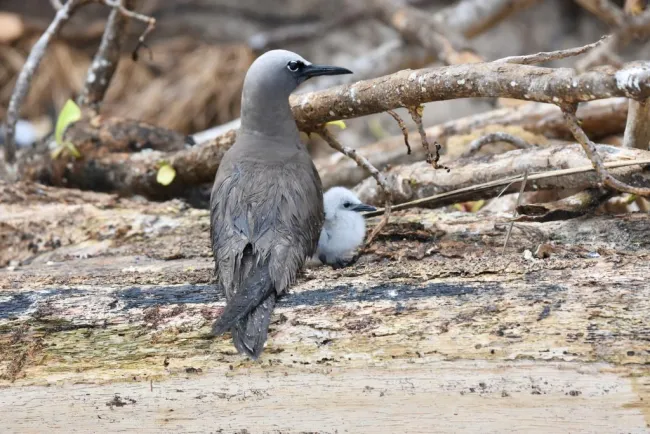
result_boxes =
[290,60,650,129]
[21,130,234,200]
[3,0,87,164]
[355,143,650,206]
[77,0,136,112]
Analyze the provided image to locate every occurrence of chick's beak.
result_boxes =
[350,203,377,212]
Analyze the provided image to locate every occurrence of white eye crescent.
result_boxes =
[287,61,300,72]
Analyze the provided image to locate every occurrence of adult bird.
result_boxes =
[316,187,376,268]
[210,50,352,358]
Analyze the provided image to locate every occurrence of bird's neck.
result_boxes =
[240,88,300,140]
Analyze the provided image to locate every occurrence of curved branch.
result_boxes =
[3,0,87,164]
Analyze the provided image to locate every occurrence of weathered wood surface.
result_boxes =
[0,182,649,432]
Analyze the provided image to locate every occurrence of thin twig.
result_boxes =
[3,0,85,164]
[461,132,533,158]
[317,125,392,244]
[562,106,650,195]
[50,0,63,9]
[386,110,411,155]
[407,105,449,170]
[502,169,528,254]
[101,0,156,61]
[497,35,609,65]
[363,158,650,217]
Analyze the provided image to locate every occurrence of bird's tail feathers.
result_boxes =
[212,253,273,337]
[232,292,277,359]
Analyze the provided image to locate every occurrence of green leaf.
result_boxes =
[51,99,83,160]
[55,99,82,145]
[326,120,346,130]
[157,163,176,186]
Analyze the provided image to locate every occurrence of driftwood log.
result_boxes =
[0,182,649,432]
[354,143,650,205]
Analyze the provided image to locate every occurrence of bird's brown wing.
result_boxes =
[210,146,324,299]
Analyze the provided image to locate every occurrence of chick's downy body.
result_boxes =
[317,187,376,267]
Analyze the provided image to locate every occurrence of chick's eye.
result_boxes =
[287,61,302,72]
[343,202,351,208]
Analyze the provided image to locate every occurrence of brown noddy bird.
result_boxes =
[210,50,352,358]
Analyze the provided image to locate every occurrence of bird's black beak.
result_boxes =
[350,203,376,213]
[302,64,353,79]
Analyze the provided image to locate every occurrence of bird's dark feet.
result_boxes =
[330,254,360,270]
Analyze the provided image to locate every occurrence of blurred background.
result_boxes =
[0,0,645,157]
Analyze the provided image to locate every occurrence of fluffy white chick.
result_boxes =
[315,187,376,268]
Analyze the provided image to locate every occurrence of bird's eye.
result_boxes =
[287,60,302,72]
[343,202,351,208]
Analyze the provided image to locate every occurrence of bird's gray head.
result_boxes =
[240,50,352,137]
[323,187,376,220]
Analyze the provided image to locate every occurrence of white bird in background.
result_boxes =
[316,187,376,268]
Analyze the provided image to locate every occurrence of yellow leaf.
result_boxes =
[157,163,176,186]
[326,120,346,130]
[625,194,637,204]
[55,99,81,145]
[470,200,486,213]
[50,141,82,160]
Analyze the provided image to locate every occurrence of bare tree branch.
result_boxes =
[78,0,136,112]
[462,132,533,158]
[371,0,482,65]
[101,0,156,61]
[434,0,543,39]
[623,97,650,149]
[386,110,411,155]
[359,146,650,214]
[3,0,87,164]
[290,58,650,130]
[316,126,390,197]
[563,106,650,195]
[316,98,629,191]
[496,36,609,65]
[574,0,625,27]
[576,5,650,71]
